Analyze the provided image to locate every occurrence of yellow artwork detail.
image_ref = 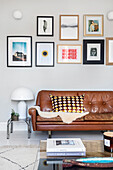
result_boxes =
[42,50,48,57]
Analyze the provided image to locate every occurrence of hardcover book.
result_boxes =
[47,138,86,156]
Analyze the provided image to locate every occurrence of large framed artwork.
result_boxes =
[35,42,54,67]
[83,39,104,64]
[84,15,104,36]
[57,44,82,64]
[37,16,54,36]
[7,36,32,67]
[106,37,113,65]
[60,15,79,40]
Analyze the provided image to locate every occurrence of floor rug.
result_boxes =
[0,145,39,170]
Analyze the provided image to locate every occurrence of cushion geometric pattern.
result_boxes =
[50,94,84,113]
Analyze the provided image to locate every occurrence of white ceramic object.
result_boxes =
[13,10,23,20]
[107,11,113,20]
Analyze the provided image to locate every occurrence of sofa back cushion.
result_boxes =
[36,90,113,114]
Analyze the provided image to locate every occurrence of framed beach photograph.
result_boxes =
[106,37,113,65]
[60,15,79,40]
[83,39,104,64]
[84,15,104,36]
[7,36,32,67]
[37,16,54,36]
[35,42,54,67]
[57,44,82,64]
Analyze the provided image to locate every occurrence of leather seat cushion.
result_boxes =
[84,113,113,121]
[37,115,84,122]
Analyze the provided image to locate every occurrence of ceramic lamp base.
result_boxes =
[17,101,26,119]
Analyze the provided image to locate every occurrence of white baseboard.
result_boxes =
[0,121,28,131]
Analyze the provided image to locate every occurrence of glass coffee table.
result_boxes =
[36,140,113,170]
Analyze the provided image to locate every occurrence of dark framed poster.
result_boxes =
[7,36,32,67]
[83,39,104,65]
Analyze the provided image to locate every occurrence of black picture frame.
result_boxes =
[35,42,54,67]
[7,36,32,67]
[37,16,54,36]
[83,39,104,64]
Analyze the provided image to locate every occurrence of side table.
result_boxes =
[7,117,31,139]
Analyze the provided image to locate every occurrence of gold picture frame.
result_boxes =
[106,37,113,65]
[57,44,82,64]
[84,15,104,37]
[60,15,79,41]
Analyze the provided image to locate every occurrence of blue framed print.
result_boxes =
[7,36,32,67]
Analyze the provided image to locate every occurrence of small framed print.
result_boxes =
[7,36,32,67]
[106,37,113,65]
[83,39,104,64]
[37,16,54,36]
[35,42,54,67]
[60,15,79,40]
[84,15,104,36]
[57,44,82,64]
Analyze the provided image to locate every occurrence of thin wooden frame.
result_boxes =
[57,44,82,64]
[83,39,104,65]
[7,36,32,67]
[37,16,54,36]
[84,15,104,37]
[35,42,54,67]
[106,37,113,65]
[60,15,79,41]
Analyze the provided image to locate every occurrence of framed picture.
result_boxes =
[106,37,113,65]
[35,42,54,67]
[7,36,32,67]
[57,44,82,64]
[60,15,79,40]
[84,15,104,36]
[37,16,54,36]
[83,39,104,64]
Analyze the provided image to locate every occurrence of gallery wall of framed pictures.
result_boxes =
[7,14,113,68]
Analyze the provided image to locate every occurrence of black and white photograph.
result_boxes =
[83,39,104,64]
[37,16,54,36]
[60,15,79,40]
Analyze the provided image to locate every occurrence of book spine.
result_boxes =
[47,152,86,156]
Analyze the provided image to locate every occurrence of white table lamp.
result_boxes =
[11,87,34,119]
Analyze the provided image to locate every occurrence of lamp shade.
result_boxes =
[11,87,34,101]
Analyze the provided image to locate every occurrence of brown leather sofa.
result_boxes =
[29,90,113,137]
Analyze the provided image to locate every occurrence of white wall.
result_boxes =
[0,0,113,121]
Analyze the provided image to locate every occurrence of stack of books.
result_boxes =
[46,138,86,156]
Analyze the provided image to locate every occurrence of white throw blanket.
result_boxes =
[30,106,89,124]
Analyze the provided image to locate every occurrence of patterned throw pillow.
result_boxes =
[50,94,84,113]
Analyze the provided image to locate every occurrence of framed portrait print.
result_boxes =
[37,16,54,36]
[60,15,79,40]
[84,15,104,36]
[83,39,104,64]
[57,44,82,64]
[106,37,113,65]
[35,42,54,67]
[7,36,32,67]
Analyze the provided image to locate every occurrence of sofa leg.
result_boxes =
[48,131,52,138]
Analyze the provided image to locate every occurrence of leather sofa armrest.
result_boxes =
[29,108,38,131]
